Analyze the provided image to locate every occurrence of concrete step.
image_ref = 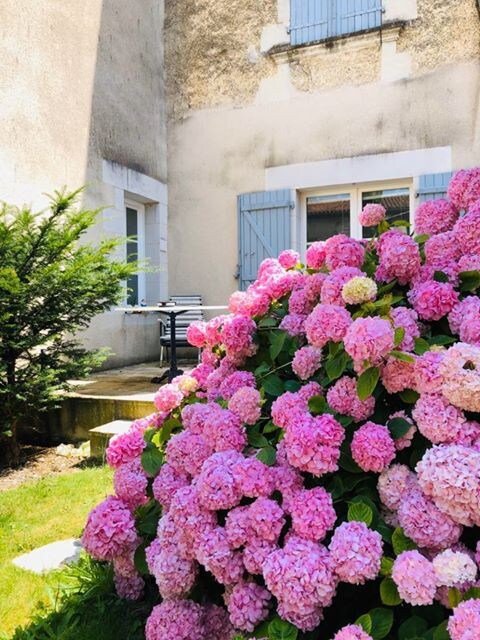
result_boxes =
[89,419,132,458]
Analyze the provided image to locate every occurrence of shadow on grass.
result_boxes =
[4,557,155,640]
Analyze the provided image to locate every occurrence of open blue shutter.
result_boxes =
[238,190,294,291]
[290,0,382,45]
[418,172,452,202]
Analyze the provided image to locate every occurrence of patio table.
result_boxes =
[117,305,228,383]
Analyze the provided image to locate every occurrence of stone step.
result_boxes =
[89,419,132,459]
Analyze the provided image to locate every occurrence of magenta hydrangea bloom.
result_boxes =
[321,267,364,306]
[359,203,386,227]
[196,451,243,511]
[106,427,146,469]
[376,230,421,285]
[329,521,383,584]
[409,281,459,321]
[333,624,373,640]
[278,249,300,270]
[228,386,262,425]
[448,167,480,210]
[202,604,235,640]
[219,371,256,401]
[448,598,480,640]
[351,422,395,473]
[454,210,480,255]
[289,287,315,315]
[389,306,420,351]
[324,234,365,271]
[392,550,437,606]
[243,538,277,574]
[378,463,417,511]
[166,430,214,477]
[195,526,244,585]
[415,199,459,235]
[82,496,138,561]
[203,406,247,452]
[151,547,198,600]
[114,572,144,600]
[145,600,205,640]
[305,304,352,348]
[279,312,307,336]
[326,376,375,422]
[424,231,462,266]
[186,320,207,348]
[271,391,308,430]
[154,383,184,413]
[306,241,326,269]
[343,317,394,366]
[229,288,270,318]
[292,345,323,380]
[113,460,148,510]
[289,487,336,542]
[248,497,285,543]
[169,485,217,557]
[412,393,465,444]
[227,582,271,632]
[221,315,256,358]
[233,457,274,498]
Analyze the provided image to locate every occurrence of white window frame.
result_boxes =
[125,199,146,306]
[299,178,414,257]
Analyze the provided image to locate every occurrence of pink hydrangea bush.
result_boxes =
[83,168,480,639]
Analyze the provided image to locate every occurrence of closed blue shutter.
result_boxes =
[290,0,382,45]
[418,172,452,202]
[238,190,294,291]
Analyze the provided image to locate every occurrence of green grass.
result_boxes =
[0,465,113,637]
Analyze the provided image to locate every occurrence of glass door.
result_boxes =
[361,187,411,239]
[125,202,146,306]
[306,193,351,247]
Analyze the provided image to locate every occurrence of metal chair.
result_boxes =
[159,295,204,365]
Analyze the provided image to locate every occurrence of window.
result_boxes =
[290,0,382,46]
[303,180,413,251]
[125,201,146,306]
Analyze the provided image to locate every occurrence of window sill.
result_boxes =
[266,20,409,60]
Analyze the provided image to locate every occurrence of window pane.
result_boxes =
[307,193,350,244]
[126,207,139,305]
[361,188,410,239]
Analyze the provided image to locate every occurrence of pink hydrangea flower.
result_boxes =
[113,460,148,510]
[376,230,421,285]
[196,451,243,511]
[152,463,190,511]
[271,391,308,430]
[448,167,480,210]
[390,306,420,352]
[381,357,416,394]
[412,393,465,444]
[304,272,327,301]
[279,312,307,336]
[106,428,146,469]
[321,267,364,306]
[424,231,462,266]
[289,287,315,315]
[82,496,138,561]
[151,547,198,600]
[195,526,244,585]
[292,345,323,380]
[351,422,395,473]
[233,457,274,498]
[305,304,352,348]
[359,203,386,227]
[344,317,394,366]
[306,241,326,269]
[448,599,480,640]
[221,315,256,359]
[227,582,271,632]
[392,550,437,605]
[433,549,477,587]
[248,497,285,543]
[229,289,270,318]
[166,430,214,477]
[154,383,184,413]
[342,276,377,305]
[219,371,256,401]
[377,464,417,511]
[243,538,277,574]
[415,199,459,235]
[145,600,205,640]
[203,406,247,452]
[326,376,375,422]
[333,624,373,640]
[329,521,383,584]
[458,253,480,272]
[298,380,323,402]
[202,604,235,640]
[440,343,480,413]
[324,235,365,271]
[278,249,300,269]
[409,281,459,321]
[453,210,480,254]
[228,386,262,425]
[289,487,336,542]
[114,572,144,600]
[169,485,217,557]
[414,351,445,394]
[186,321,207,348]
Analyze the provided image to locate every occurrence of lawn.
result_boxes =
[0,465,113,637]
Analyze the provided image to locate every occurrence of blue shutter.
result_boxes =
[418,172,452,202]
[290,0,382,45]
[238,190,294,291]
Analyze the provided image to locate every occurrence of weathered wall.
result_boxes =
[165,0,480,306]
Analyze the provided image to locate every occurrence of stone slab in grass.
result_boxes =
[12,538,82,574]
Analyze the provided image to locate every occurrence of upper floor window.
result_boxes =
[290,0,382,46]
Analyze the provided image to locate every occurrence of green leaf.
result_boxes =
[380,577,402,606]
[263,420,278,434]
[355,614,373,635]
[159,416,181,444]
[428,335,456,346]
[247,430,269,448]
[327,475,345,500]
[392,527,417,555]
[432,621,450,640]
[448,587,462,609]
[380,557,394,577]
[258,316,277,328]
[387,417,412,439]
[325,350,349,381]
[348,501,373,526]
[284,379,301,392]
[433,270,449,283]
[339,449,363,474]
[459,269,480,292]
[263,374,284,397]
[269,331,287,361]
[414,337,430,355]
[267,617,298,640]
[399,389,420,404]
[376,519,393,544]
[369,608,394,640]
[378,220,390,233]
[398,616,429,640]
[257,446,277,466]
[133,542,149,575]
[308,394,327,415]
[414,233,430,244]
[143,427,157,444]
[394,327,405,347]
[389,350,415,363]
[141,446,164,476]
[357,367,380,400]
[392,219,411,227]
[255,361,271,377]
[461,586,480,601]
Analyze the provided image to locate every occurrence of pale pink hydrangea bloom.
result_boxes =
[398,488,462,550]
[333,624,373,640]
[305,241,326,269]
[228,386,262,425]
[326,376,375,422]
[278,249,300,269]
[305,304,352,348]
[279,312,307,336]
[351,422,396,473]
[329,521,383,584]
[292,345,323,380]
[448,598,480,640]
[381,357,416,394]
[377,464,417,511]
[453,210,480,254]
[359,203,386,227]
[219,371,256,400]
[416,444,480,527]
[392,550,437,606]
[343,317,394,366]
[154,383,184,413]
[433,549,477,587]
[151,547,198,600]
[113,460,148,510]
[341,276,377,305]
[186,321,207,348]
[271,391,308,430]
[415,199,459,235]
[321,267,364,306]
[205,314,228,347]
[409,281,459,321]
[440,343,480,412]
[289,487,336,542]
[414,351,445,394]
[412,393,465,444]
[145,600,205,640]
[82,496,138,561]
[376,230,421,285]
[324,234,365,271]
[448,167,480,210]
[106,427,146,469]
[227,582,271,632]
[228,289,270,318]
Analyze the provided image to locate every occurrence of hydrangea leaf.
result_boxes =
[369,607,394,639]
[357,366,380,400]
[389,350,415,363]
[308,394,327,415]
[269,330,287,361]
[355,614,373,634]
[267,617,298,640]
[257,446,277,466]
[325,350,350,381]
[380,556,394,577]
[432,621,450,640]
[459,269,480,292]
[348,501,373,526]
[398,616,429,640]
[413,337,430,355]
[263,374,284,397]
[392,527,417,555]
[387,417,412,439]
[394,327,405,347]
[380,577,402,606]
[141,445,164,476]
